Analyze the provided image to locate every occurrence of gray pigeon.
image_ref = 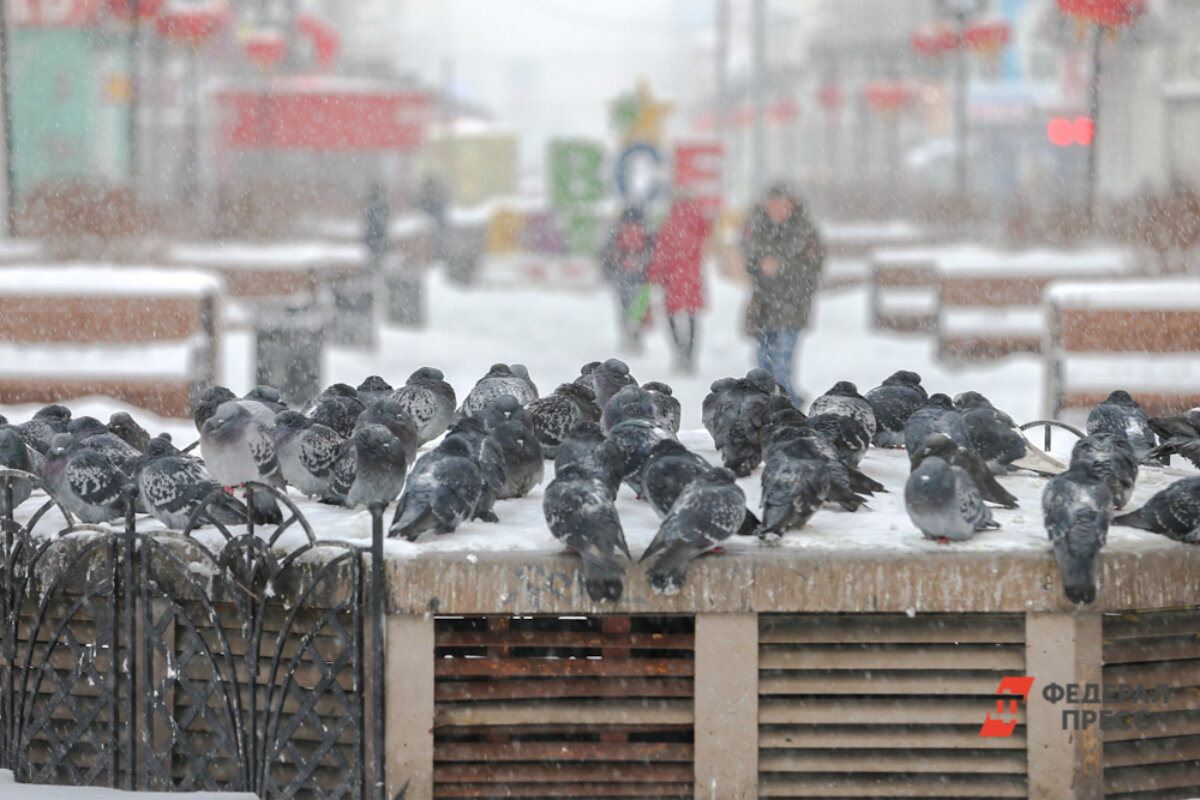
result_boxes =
[442,417,506,522]
[543,465,631,602]
[1069,433,1138,510]
[273,411,344,498]
[808,413,870,468]
[1146,408,1200,469]
[640,467,747,594]
[641,382,682,433]
[67,416,141,474]
[131,437,248,529]
[905,456,999,542]
[808,381,877,440]
[574,358,637,408]
[491,420,544,499]
[199,402,285,524]
[703,374,791,477]
[388,437,481,540]
[865,370,928,448]
[765,424,882,507]
[341,424,409,511]
[1086,390,1157,463]
[193,385,280,433]
[607,417,676,496]
[904,394,972,463]
[40,434,127,524]
[460,364,538,417]
[1043,463,1113,604]
[303,383,365,438]
[0,428,36,515]
[356,375,394,407]
[244,385,288,410]
[554,422,624,500]
[954,391,1065,475]
[601,385,657,433]
[640,439,713,519]
[354,399,419,466]
[478,394,536,435]
[391,367,457,446]
[15,404,72,454]
[1113,476,1200,543]
[107,412,151,453]
[525,383,602,459]
[759,439,830,538]
[911,433,1019,509]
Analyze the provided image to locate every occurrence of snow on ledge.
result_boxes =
[1046,279,1200,310]
[1060,352,1200,392]
[0,769,256,800]
[0,337,203,377]
[0,265,223,297]
[937,247,1132,276]
[169,242,367,269]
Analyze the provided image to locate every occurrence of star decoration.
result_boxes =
[609,79,673,146]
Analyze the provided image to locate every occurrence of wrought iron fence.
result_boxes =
[0,470,393,800]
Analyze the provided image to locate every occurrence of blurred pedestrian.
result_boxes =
[364,180,390,274]
[600,206,655,353]
[742,183,824,405]
[647,191,714,373]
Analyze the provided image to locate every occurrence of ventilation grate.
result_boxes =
[1103,608,1200,800]
[758,612,1028,799]
[433,614,694,799]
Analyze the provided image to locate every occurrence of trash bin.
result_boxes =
[384,254,425,326]
[325,273,377,348]
[255,305,327,408]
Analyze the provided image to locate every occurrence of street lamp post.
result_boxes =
[935,0,986,203]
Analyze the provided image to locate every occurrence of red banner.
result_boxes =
[218,85,433,152]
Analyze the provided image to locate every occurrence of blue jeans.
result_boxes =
[756,329,801,403]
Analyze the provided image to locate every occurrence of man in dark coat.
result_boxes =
[742,183,824,404]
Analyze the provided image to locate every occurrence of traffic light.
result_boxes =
[1048,117,1094,146]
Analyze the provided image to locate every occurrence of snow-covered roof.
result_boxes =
[0,265,223,297]
[1046,279,1200,310]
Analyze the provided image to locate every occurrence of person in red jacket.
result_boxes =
[646,192,713,373]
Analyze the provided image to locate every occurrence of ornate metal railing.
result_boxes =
[0,471,393,800]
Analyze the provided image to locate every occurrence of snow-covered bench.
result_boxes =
[819,220,928,260]
[936,247,1135,362]
[1045,278,1200,418]
[868,246,947,332]
[0,266,223,417]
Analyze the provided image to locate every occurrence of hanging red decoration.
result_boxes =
[245,30,288,71]
[964,19,1011,52]
[296,13,340,71]
[1057,0,1146,27]
[817,83,842,112]
[911,23,959,57]
[107,0,166,20]
[155,4,227,46]
[865,82,913,115]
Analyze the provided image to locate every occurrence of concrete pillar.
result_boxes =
[385,613,435,800]
[1025,610,1104,800]
[693,612,758,800]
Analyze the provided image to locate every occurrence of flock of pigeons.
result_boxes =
[1,358,1198,606]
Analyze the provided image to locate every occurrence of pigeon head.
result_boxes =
[46,433,76,460]
[367,398,409,420]
[357,375,393,393]
[578,361,602,376]
[490,395,522,415]
[953,391,993,411]
[67,416,108,438]
[35,404,73,423]
[450,416,488,436]
[0,429,31,471]
[557,382,596,403]
[245,385,284,405]
[274,411,311,432]
[642,381,673,396]
[607,385,654,416]
[884,370,922,387]
[437,437,474,459]
[746,369,781,394]
[700,467,739,485]
[409,367,445,383]
[828,381,861,397]
[1105,390,1137,406]
[324,383,360,399]
[145,435,180,457]
[602,358,630,376]
[202,402,250,440]
[485,363,514,377]
[913,433,959,465]
[927,394,955,410]
[709,377,738,393]
[909,456,954,497]
[194,385,237,430]
[0,414,7,426]
[510,364,532,380]
[354,424,403,462]
[769,407,809,428]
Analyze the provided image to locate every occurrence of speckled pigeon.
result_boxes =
[40,434,128,524]
[554,422,623,500]
[388,437,481,540]
[199,401,285,524]
[911,433,1018,509]
[905,456,998,542]
[131,436,248,529]
[1112,476,1200,543]
[808,381,877,440]
[904,394,972,464]
[1146,408,1200,469]
[865,370,928,448]
[1069,432,1138,510]
[273,411,344,498]
[390,367,457,446]
[460,364,538,418]
[1086,390,1157,463]
[642,381,682,433]
[525,383,602,459]
[574,358,637,409]
[1043,463,1113,604]
[759,439,830,539]
[544,465,631,602]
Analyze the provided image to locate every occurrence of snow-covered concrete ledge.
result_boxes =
[0,770,255,800]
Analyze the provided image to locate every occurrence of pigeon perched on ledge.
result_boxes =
[1146,408,1200,469]
[1113,476,1200,543]
[809,381,877,441]
[1043,463,1113,605]
[905,456,998,542]
[200,402,285,525]
[526,383,603,459]
[389,437,481,541]
[865,370,927,448]
[40,434,127,524]
[910,433,1019,509]
[1087,390,1157,463]
[544,464,630,602]
[391,367,457,446]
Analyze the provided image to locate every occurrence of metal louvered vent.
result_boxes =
[433,614,694,799]
[1103,609,1200,800]
[758,613,1028,799]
